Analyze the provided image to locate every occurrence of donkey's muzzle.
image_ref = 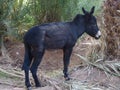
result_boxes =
[95,31,101,39]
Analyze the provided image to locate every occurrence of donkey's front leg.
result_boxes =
[63,48,73,81]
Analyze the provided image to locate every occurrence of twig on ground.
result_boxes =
[0,67,24,78]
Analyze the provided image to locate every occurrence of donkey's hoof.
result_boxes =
[65,77,71,81]
[27,87,32,90]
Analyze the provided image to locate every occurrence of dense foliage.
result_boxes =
[0,0,102,40]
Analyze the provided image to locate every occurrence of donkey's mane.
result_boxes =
[73,14,84,24]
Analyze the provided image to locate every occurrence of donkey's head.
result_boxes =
[82,6,101,39]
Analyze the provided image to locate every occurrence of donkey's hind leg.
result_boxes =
[22,43,33,89]
[30,47,45,87]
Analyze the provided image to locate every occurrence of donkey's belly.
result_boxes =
[45,37,67,49]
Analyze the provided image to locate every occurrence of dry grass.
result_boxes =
[75,53,120,77]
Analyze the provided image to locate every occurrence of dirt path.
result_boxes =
[0,57,120,90]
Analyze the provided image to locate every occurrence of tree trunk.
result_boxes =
[103,0,120,60]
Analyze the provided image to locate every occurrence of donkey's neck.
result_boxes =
[68,22,85,43]
[76,23,85,38]
[71,15,85,39]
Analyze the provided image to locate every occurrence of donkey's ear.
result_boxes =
[82,7,87,14]
[90,6,95,15]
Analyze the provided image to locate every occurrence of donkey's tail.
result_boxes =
[22,42,32,70]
